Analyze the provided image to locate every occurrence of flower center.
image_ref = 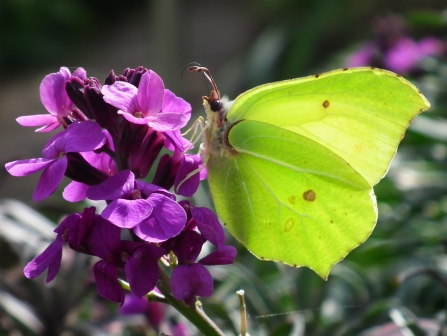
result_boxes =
[134,111,143,118]
[58,152,65,159]
[132,189,142,199]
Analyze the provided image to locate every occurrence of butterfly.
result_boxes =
[189,66,430,278]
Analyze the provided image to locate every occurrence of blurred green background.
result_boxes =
[1,0,447,335]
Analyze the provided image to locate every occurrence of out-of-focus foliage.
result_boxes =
[0,0,145,76]
[2,1,447,335]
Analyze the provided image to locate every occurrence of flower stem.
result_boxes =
[157,264,226,336]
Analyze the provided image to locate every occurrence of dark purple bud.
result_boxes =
[129,128,165,179]
[122,68,130,78]
[65,152,109,186]
[120,122,148,154]
[104,70,117,85]
[152,153,182,190]
[127,66,148,87]
[85,78,122,130]
[116,75,127,82]
[65,77,93,119]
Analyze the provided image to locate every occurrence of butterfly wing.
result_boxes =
[208,120,376,278]
[225,67,430,187]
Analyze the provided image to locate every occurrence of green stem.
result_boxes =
[157,265,226,336]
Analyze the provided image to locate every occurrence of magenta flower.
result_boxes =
[167,203,237,304]
[24,207,96,282]
[63,130,117,202]
[5,121,106,201]
[385,37,444,73]
[17,67,86,132]
[101,70,191,132]
[174,153,206,197]
[84,218,165,304]
[347,36,445,74]
[170,230,237,305]
[86,170,186,242]
[120,293,165,329]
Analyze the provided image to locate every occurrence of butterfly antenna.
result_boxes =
[181,62,202,78]
[188,65,220,99]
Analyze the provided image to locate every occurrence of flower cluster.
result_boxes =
[6,66,236,305]
[346,13,446,74]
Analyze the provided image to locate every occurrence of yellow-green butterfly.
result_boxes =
[190,66,430,278]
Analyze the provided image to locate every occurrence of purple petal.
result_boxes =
[171,264,213,300]
[120,294,151,315]
[5,158,54,177]
[40,67,72,116]
[72,67,87,80]
[137,70,164,116]
[146,113,188,132]
[164,130,193,152]
[85,217,121,260]
[33,157,67,201]
[63,181,89,202]
[24,238,64,280]
[61,121,106,153]
[93,260,125,305]
[102,81,139,113]
[199,245,237,266]
[55,208,96,248]
[174,154,201,197]
[135,180,175,200]
[419,37,444,56]
[16,114,58,127]
[385,38,420,73]
[133,194,186,242]
[34,122,62,133]
[125,245,160,297]
[173,230,204,264]
[162,89,191,118]
[41,131,66,158]
[191,206,225,250]
[101,198,153,229]
[346,43,374,68]
[46,247,63,283]
[87,170,135,200]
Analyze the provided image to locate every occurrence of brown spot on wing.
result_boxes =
[303,190,316,202]
[323,100,330,108]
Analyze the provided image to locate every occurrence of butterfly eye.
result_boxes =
[210,99,222,112]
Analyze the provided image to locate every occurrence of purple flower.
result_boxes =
[5,121,106,201]
[385,37,444,73]
[84,218,165,304]
[346,43,376,68]
[170,230,237,305]
[174,153,206,197]
[101,70,190,132]
[63,130,117,202]
[17,67,87,132]
[87,170,186,242]
[24,207,96,282]
[347,36,445,74]
[120,293,165,329]
[168,204,237,304]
